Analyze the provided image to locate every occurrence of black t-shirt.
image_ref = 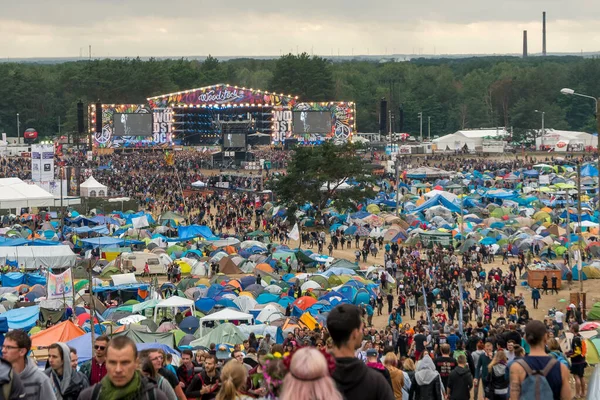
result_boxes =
[414,334,427,352]
[159,367,179,388]
[434,356,457,387]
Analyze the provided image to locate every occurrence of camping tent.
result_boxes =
[189,323,246,347]
[152,296,195,321]
[79,176,108,197]
[199,308,254,336]
[30,320,85,347]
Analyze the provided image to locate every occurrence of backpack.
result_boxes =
[514,358,558,400]
[2,368,12,400]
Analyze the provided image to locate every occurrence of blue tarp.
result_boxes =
[413,194,461,213]
[80,237,137,247]
[1,272,47,287]
[177,225,217,240]
[72,225,109,235]
[581,164,599,177]
[0,305,40,331]
[66,332,93,364]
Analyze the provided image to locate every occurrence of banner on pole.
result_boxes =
[288,223,300,241]
[48,268,74,299]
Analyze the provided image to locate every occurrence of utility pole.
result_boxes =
[577,161,584,298]
[418,112,423,142]
[428,116,431,141]
[395,162,401,217]
[16,113,20,141]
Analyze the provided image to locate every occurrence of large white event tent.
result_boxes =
[199,308,254,335]
[0,245,77,270]
[0,178,56,210]
[153,296,195,321]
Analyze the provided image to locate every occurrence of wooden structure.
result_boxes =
[527,269,562,289]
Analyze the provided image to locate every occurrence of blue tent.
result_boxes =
[0,305,40,331]
[195,298,216,314]
[570,267,588,281]
[413,194,461,213]
[523,169,540,177]
[256,293,279,304]
[179,316,200,334]
[177,225,217,240]
[581,164,599,177]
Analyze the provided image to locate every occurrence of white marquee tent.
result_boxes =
[0,178,56,210]
[433,128,509,152]
[199,308,254,335]
[80,176,108,197]
[153,296,195,321]
[0,245,77,270]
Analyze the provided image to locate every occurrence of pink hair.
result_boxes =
[280,347,342,400]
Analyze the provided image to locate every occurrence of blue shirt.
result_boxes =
[447,334,459,352]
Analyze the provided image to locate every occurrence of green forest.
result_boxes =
[0,54,599,143]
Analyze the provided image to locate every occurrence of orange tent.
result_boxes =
[31,320,85,348]
[224,246,237,254]
[256,263,274,273]
[294,296,317,310]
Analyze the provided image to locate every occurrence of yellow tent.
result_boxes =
[582,267,600,279]
[299,312,319,330]
[175,260,192,274]
[586,338,600,365]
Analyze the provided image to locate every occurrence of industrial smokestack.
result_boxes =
[523,30,528,57]
[543,11,547,56]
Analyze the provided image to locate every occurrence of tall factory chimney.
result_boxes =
[523,30,528,57]
[542,11,547,56]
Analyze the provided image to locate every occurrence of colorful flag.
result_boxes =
[48,268,74,299]
[165,151,174,166]
[288,223,300,241]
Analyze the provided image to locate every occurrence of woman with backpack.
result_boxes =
[509,320,571,400]
[485,350,508,399]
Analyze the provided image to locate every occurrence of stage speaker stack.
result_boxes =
[95,102,102,134]
[379,98,387,134]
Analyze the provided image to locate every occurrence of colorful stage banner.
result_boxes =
[48,268,74,299]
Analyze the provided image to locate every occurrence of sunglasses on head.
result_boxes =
[94,345,106,350]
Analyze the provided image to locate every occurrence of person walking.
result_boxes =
[327,304,395,400]
[407,355,444,400]
[78,336,168,400]
[486,351,509,400]
[2,329,55,400]
[531,287,541,309]
[45,343,88,400]
[447,354,472,400]
[280,347,342,400]
[509,320,571,400]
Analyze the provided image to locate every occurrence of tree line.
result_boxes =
[0,54,599,143]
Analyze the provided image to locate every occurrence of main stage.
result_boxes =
[90,84,355,148]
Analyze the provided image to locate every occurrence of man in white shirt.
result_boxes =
[554,310,565,331]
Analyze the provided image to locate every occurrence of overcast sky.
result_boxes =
[0,0,598,58]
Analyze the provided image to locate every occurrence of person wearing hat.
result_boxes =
[366,348,393,389]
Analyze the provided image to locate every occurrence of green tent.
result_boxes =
[294,250,314,265]
[247,230,271,238]
[74,280,89,293]
[328,258,360,271]
[113,328,176,348]
[587,302,600,321]
[189,323,246,347]
[100,266,121,278]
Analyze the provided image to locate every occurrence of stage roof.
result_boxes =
[147,83,298,109]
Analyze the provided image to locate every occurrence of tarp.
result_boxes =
[189,323,246,347]
[177,225,217,240]
[0,305,40,331]
[0,245,76,270]
[1,272,46,287]
[30,320,85,347]
[412,194,461,213]
[66,332,93,364]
